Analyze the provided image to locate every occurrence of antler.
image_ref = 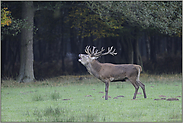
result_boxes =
[85,46,91,56]
[101,46,117,56]
[85,46,117,58]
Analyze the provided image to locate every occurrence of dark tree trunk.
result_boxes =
[134,39,143,67]
[167,37,172,54]
[119,36,128,63]
[127,37,134,64]
[17,1,35,82]
[145,35,150,60]
[61,11,65,73]
[1,40,6,76]
[149,35,156,63]
[174,37,178,55]
[70,24,78,73]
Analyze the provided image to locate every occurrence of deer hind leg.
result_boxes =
[137,81,147,98]
[105,82,109,100]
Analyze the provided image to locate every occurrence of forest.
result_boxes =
[1,1,182,82]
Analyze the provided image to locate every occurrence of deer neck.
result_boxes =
[86,60,101,78]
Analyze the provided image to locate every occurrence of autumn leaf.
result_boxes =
[1,7,12,27]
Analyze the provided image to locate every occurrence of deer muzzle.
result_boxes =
[78,54,82,62]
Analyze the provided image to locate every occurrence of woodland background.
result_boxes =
[1,1,182,81]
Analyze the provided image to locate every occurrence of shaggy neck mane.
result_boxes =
[86,60,102,78]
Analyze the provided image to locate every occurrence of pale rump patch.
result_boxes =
[136,67,141,81]
[110,77,114,81]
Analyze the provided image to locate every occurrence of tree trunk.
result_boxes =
[118,37,127,63]
[149,35,156,63]
[134,39,143,67]
[17,1,35,82]
[61,13,65,73]
[145,35,150,60]
[70,22,79,73]
[127,38,134,64]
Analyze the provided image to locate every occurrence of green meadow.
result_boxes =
[1,74,182,122]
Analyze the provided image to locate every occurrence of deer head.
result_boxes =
[78,46,117,66]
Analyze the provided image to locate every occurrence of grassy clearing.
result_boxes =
[1,74,182,122]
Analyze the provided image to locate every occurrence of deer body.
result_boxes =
[79,46,147,100]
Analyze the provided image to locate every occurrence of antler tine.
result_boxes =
[92,46,96,54]
[92,47,105,57]
[102,46,117,56]
[98,47,105,54]
[110,48,117,56]
[85,46,117,57]
[85,46,91,56]
[85,46,88,53]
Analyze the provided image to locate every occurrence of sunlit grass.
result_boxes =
[1,74,182,122]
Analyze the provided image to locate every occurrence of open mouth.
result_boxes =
[78,54,82,62]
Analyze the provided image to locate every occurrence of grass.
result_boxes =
[1,73,182,122]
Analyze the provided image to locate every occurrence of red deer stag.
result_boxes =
[78,46,147,100]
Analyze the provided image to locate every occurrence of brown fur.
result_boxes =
[79,51,146,100]
[84,60,147,100]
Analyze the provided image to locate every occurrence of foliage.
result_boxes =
[86,1,182,37]
[1,3,22,39]
[1,7,12,27]
[1,1,65,40]
[1,14,25,39]
[66,5,124,40]
[1,2,39,40]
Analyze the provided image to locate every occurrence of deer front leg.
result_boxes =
[132,82,139,99]
[105,82,109,100]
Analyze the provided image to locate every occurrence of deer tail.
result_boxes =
[135,65,142,81]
